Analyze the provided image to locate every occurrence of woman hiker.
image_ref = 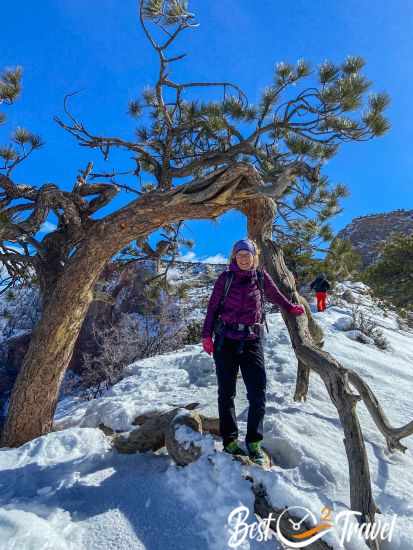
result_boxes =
[310,272,331,312]
[201,238,305,465]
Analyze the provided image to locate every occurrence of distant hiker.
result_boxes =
[310,272,331,312]
[201,238,305,465]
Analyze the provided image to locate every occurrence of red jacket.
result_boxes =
[202,260,294,340]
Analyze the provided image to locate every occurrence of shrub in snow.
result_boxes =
[342,289,357,303]
[0,285,41,341]
[181,319,203,345]
[396,311,413,332]
[346,329,374,345]
[348,305,390,350]
[327,287,348,308]
[66,310,189,400]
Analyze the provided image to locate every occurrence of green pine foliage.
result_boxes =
[281,241,321,282]
[0,67,22,125]
[281,236,362,286]
[0,67,42,173]
[362,233,413,311]
[323,237,363,283]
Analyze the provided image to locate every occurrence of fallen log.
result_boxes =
[110,404,220,459]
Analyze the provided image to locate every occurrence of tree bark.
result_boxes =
[1,238,108,447]
[111,405,219,466]
[292,294,325,401]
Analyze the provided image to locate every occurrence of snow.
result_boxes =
[173,422,216,454]
[1,280,413,549]
[333,316,354,331]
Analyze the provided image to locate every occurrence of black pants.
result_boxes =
[213,336,266,447]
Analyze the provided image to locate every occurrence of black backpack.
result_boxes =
[311,276,331,292]
[216,269,268,330]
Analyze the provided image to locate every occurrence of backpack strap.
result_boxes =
[224,270,234,298]
[217,271,234,315]
[257,270,269,333]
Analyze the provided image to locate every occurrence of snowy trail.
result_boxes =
[45,451,209,550]
[1,281,413,549]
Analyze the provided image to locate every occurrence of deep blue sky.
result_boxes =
[2,0,412,261]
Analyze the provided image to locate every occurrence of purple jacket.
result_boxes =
[202,260,295,340]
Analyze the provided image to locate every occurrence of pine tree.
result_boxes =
[57,1,389,256]
[363,233,413,311]
[322,237,362,283]
[278,240,320,283]
[1,1,390,447]
[1,66,42,291]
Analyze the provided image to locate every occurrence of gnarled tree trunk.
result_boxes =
[1,238,109,446]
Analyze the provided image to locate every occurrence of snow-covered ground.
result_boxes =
[1,281,413,550]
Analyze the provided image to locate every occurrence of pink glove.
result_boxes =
[289,304,305,316]
[202,337,214,355]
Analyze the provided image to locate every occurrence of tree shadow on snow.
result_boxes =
[1,447,210,550]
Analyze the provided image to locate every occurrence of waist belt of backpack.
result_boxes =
[223,321,263,332]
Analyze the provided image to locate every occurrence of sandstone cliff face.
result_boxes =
[336,209,413,267]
